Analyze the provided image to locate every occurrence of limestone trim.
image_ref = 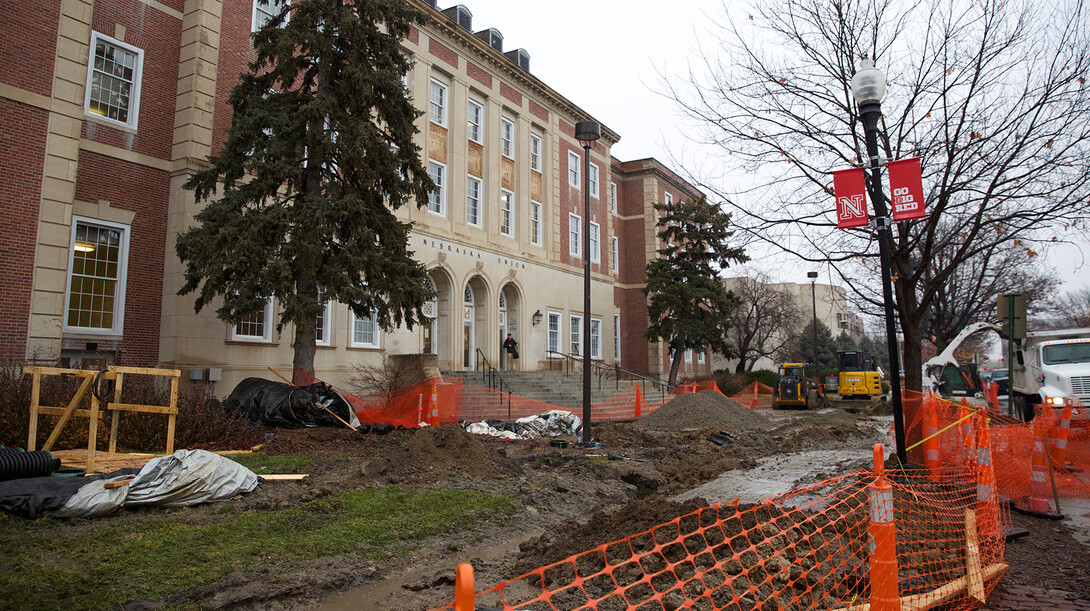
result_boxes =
[79,138,173,171]
[172,0,221,165]
[137,0,184,20]
[27,0,94,360]
[0,83,52,111]
[72,199,137,226]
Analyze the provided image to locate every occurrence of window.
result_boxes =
[530,200,542,245]
[84,33,143,130]
[685,347,693,363]
[428,161,445,215]
[614,314,621,363]
[64,217,130,334]
[548,311,561,354]
[568,151,580,187]
[590,222,601,263]
[467,99,483,143]
[501,117,515,158]
[589,163,599,198]
[316,287,332,346]
[350,310,380,348]
[429,79,448,126]
[697,349,706,364]
[530,133,542,171]
[232,297,273,342]
[837,313,849,329]
[611,236,619,275]
[466,175,481,226]
[570,315,583,357]
[568,213,581,256]
[590,318,602,359]
[610,182,618,213]
[500,189,514,236]
[665,192,674,206]
[251,0,286,32]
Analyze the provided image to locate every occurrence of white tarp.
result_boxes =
[464,410,582,440]
[54,449,259,518]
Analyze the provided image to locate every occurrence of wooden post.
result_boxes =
[27,367,41,451]
[109,371,125,454]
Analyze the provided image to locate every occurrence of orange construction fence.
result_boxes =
[730,381,775,409]
[435,435,1009,611]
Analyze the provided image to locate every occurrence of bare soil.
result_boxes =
[104,391,1088,610]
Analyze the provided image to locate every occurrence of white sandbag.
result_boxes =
[125,449,259,507]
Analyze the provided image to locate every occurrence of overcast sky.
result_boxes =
[451,0,1088,294]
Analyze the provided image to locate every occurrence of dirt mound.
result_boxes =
[261,425,381,457]
[381,425,515,481]
[514,496,711,574]
[636,390,772,433]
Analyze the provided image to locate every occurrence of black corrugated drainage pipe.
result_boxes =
[0,450,60,481]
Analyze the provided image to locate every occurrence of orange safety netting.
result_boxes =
[729,381,775,409]
[435,437,1008,611]
[898,390,1090,514]
[646,381,725,413]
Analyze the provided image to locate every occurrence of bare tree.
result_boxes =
[668,0,1090,390]
[725,273,803,371]
[1038,287,1090,328]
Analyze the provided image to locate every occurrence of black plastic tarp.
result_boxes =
[225,378,359,428]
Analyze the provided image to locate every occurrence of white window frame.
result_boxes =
[614,314,621,363]
[231,297,274,343]
[568,212,581,257]
[63,216,131,335]
[611,236,619,275]
[589,162,599,198]
[685,347,693,363]
[590,222,601,264]
[429,78,448,127]
[568,151,581,187]
[428,160,446,216]
[530,200,542,246]
[530,132,542,171]
[251,0,287,33]
[315,287,332,346]
[467,99,483,143]
[547,311,562,354]
[590,317,602,359]
[570,314,583,357]
[350,309,381,348]
[466,175,481,226]
[84,32,144,130]
[500,189,514,237]
[610,181,618,214]
[665,192,674,206]
[501,117,515,158]
[697,349,706,364]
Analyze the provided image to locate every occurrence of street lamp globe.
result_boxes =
[850,58,886,105]
[575,121,601,147]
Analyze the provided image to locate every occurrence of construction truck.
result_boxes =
[922,322,996,405]
[1011,328,1090,421]
[836,350,882,399]
[772,363,819,410]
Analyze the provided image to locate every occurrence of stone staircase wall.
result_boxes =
[440,369,651,411]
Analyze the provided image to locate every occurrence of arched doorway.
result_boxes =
[498,283,522,370]
[463,276,490,370]
[425,269,455,370]
[462,284,475,370]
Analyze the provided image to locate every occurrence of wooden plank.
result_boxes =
[259,474,310,481]
[826,564,1007,611]
[27,368,41,451]
[25,366,100,377]
[109,365,181,377]
[104,476,136,489]
[42,374,93,452]
[166,375,178,454]
[36,406,101,418]
[52,449,162,473]
[109,372,124,454]
[86,394,100,475]
[965,509,986,604]
[107,403,179,415]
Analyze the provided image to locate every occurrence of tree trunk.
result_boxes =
[895,273,924,392]
[668,347,684,387]
[735,359,747,374]
[292,268,319,386]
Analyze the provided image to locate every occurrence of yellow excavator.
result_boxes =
[836,350,882,399]
[772,363,819,409]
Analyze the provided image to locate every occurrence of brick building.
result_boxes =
[0,0,712,391]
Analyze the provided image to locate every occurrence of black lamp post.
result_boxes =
[851,58,907,464]
[575,120,600,445]
[808,271,819,366]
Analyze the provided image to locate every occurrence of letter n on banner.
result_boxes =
[889,157,926,221]
[834,168,868,229]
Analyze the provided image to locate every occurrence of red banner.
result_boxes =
[833,167,869,229]
[889,157,926,222]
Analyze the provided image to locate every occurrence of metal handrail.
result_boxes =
[473,348,514,418]
[545,350,675,404]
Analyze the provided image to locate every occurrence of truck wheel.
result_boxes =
[772,400,781,410]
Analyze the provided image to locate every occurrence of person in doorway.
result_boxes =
[503,333,519,370]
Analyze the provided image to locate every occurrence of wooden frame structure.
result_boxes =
[26,366,181,474]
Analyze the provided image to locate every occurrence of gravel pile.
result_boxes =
[636,390,773,433]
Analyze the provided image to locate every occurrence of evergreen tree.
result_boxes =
[176,0,433,383]
[644,196,748,386]
[797,319,836,369]
[833,331,857,354]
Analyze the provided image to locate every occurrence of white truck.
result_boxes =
[1010,328,1090,420]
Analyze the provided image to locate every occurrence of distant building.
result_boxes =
[0,0,711,391]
